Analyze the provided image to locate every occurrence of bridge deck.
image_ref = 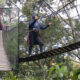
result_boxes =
[19,41,80,62]
[0,31,11,71]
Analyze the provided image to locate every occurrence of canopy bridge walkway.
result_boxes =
[2,27,18,70]
[0,7,18,70]
[19,41,80,62]
[0,31,11,71]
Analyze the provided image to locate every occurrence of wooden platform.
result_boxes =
[0,31,11,71]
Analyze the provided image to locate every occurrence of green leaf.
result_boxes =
[78,74,80,79]
[72,68,80,80]
[49,67,55,77]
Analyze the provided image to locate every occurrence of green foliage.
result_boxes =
[0,0,5,6]
[72,68,80,80]
[22,0,35,17]
[5,72,21,80]
[49,67,55,77]
[38,0,44,4]
[49,63,68,80]
[40,17,65,46]
[75,19,80,31]
[10,21,18,28]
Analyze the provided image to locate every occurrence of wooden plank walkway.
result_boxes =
[0,31,11,71]
[19,41,80,62]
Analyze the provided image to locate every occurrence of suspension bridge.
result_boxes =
[19,0,80,62]
[0,7,18,71]
[19,41,80,62]
[0,31,11,71]
[0,27,80,70]
[0,0,80,71]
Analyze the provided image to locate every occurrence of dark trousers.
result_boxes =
[0,25,2,30]
[29,31,43,55]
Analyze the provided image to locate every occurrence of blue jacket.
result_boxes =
[29,14,49,31]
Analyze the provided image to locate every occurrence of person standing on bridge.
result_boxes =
[27,14,52,56]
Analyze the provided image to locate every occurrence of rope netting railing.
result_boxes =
[2,27,18,69]
[0,7,19,69]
